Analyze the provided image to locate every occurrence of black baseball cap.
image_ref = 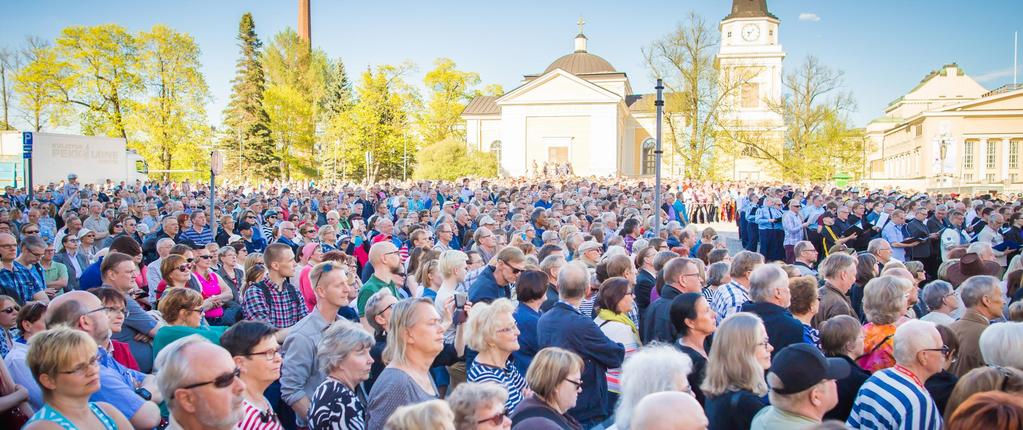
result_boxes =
[769,344,850,395]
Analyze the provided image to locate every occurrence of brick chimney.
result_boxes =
[298,0,311,45]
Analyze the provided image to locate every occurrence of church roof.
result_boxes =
[723,0,778,20]
[543,51,617,75]
[462,96,500,115]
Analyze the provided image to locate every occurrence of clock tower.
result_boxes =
[717,0,786,179]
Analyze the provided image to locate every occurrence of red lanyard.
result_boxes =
[893,364,923,387]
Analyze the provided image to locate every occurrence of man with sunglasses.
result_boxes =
[156,336,245,430]
[45,291,163,429]
[468,246,527,304]
[0,233,47,305]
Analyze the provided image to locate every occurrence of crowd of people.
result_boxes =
[1,173,1023,430]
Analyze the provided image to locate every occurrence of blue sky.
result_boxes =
[3,0,1021,129]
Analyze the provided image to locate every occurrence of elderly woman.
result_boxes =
[670,292,715,406]
[819,315,870,422]
[509,347,584,430]
[366,298,462,429]
[857,275,911,372]
[153,288,228,357]
[220,321,284,430]
[318,224,339,253]
[610,345,692,430]
[704,261,730,304]
[979,321,1023,370]
[788,276,820,347]
[308,320,375,430]
[24,327,132,429]
[448,382,512,430]
[593,277,640,408]
[215,246,245,324]
[943,365,1023,423]
[701,312,771,430]
[365,289,399,392]
[920,280,959,326]
[466,298,528,412]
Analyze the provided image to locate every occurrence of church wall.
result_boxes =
[499,102,619,177]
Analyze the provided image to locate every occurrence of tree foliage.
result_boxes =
[221,13,277,181]
[413,138,497,180]
[11,38,70,131]
[418,58,480,145]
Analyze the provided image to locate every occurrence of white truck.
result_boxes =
[0,131,149,187]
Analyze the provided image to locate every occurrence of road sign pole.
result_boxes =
[22,132,33,200]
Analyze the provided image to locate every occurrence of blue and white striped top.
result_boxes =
[467,358,527,412]
[711,281,751,322]
[847,367,942,430]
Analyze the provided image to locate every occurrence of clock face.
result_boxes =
[742,24,760,42]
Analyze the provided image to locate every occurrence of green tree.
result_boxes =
[418,58,480,145]
[222,13,277,181]
[130,25,211,181]
[12,38,70,131]
[333,63,419,182]
[319,58,354,180]
[262,29,328,179]
[53,24,143,139]
[413,139,497,180]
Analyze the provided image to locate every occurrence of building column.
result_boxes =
[1001,138,1010,182]
[979,138,988,181]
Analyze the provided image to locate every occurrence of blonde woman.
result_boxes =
[417,260,442,301]
[701,312,771,430]
[383,399,455,430]
[24,328,132,430]
[465,298,528,412]
[510,347,585,430]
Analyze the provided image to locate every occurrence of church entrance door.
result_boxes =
[548,147,569,164]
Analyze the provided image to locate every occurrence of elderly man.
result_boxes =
[103,252,160,373]
[145,237,175,297]
[631,392,708,430]
[740,264,803,356]
[539,254,566,311]
[951,275,1004,377]
[83,201,110,241]
[792,241,818,277]
[642,257,703,343]
[812,253,859,328]
[433,221,455,252]
[783,199,810,264]
[46,291,162,429]
[156,336,246,430]
[472,226,499,263]
[940,211,971,261]
[847,320,944,430]
[867,238,894,273]
[469,246,527,304]
[977,212,1009,267]
[0,233,47,305]
[711,250,764,321]
[751,344,848,430]
[275,220,300,254]
[356,241,402,315]
[282,262,353,426]
[537,262,624,427]
[881,210,912,262]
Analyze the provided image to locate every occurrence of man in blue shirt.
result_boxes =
[0,233,47,305]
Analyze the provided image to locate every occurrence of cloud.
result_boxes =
[973,67,1015,83]
[798,13,821,22]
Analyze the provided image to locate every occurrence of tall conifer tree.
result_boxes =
[222,13,277,180]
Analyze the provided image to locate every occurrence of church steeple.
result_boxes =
[574,16,587,52]
[724,0,778,20]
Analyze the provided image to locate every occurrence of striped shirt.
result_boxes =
[180,225,215,247]
[235,398,284,430]
[711,281,751,322]
[467,358,527,412]
[847,367,942,430]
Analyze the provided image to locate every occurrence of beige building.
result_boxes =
[863,63,1023,193]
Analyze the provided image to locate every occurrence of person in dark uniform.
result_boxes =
[755,196,786,262]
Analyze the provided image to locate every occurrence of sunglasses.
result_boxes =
[198,255,213,260]
[477,410,509,426]
[175,265,191,272]
[24,230,40,234]
[175,368,240,397]
[1,306,20,314]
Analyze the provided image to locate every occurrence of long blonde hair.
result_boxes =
[382,298,435,366]
[701,312,769,397]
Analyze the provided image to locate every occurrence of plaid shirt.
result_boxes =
[710,281,751,322]
[0,261,43,305]
[242,277,308,329]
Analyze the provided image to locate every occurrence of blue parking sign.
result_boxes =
[22,132,32,159]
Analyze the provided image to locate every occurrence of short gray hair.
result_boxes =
[539,254,566,276]
[707,262,731,287]
[365,289,395,334]
[960,275,1000,308]
[921,280,954,312]
[614,344,693,429]
[979,321,1023,369]
[749,264,788,303]
[893,319,938,365]
[557,262,589,300]
[317,320,374,374]
[155,335,212,408]
[867,238,890,255]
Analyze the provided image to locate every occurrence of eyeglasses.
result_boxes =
[564,378,583,391]
[105,307,129,318]
[477,410,509,426]
[375,303,395,317]
[501,260,523,274]
[1,306,20,314]
[922,345,951,355]
[198,255,213,260]
[243,347,281,361]
[496,325,519,334]
[175,368,241,397]
[757,338,772,349]
[60,355,100,375]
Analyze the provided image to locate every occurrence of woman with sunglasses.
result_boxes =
[448,382,512,430]
[193,245,233,326]
[0,295,17,359]
[156,254,194,303]
[221,321,284,430]
[509,347,584,430]
[153,288,228,358]
[101,221,125,249]
[23,327,132,430]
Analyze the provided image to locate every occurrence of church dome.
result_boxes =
[543,51,617,75]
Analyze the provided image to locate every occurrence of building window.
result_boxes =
[641,139,656,175]
[964,140,975,169]
[741,82,760,108]
[490,140,502,164]
[986,173,996,183]
[963,173,974,181]
[987,140,997,169]
[1011,140,1020,169]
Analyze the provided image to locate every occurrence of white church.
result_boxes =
[461,0,786,179]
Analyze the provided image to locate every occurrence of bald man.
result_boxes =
[631,392,708,430]
[356,241,402,315]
